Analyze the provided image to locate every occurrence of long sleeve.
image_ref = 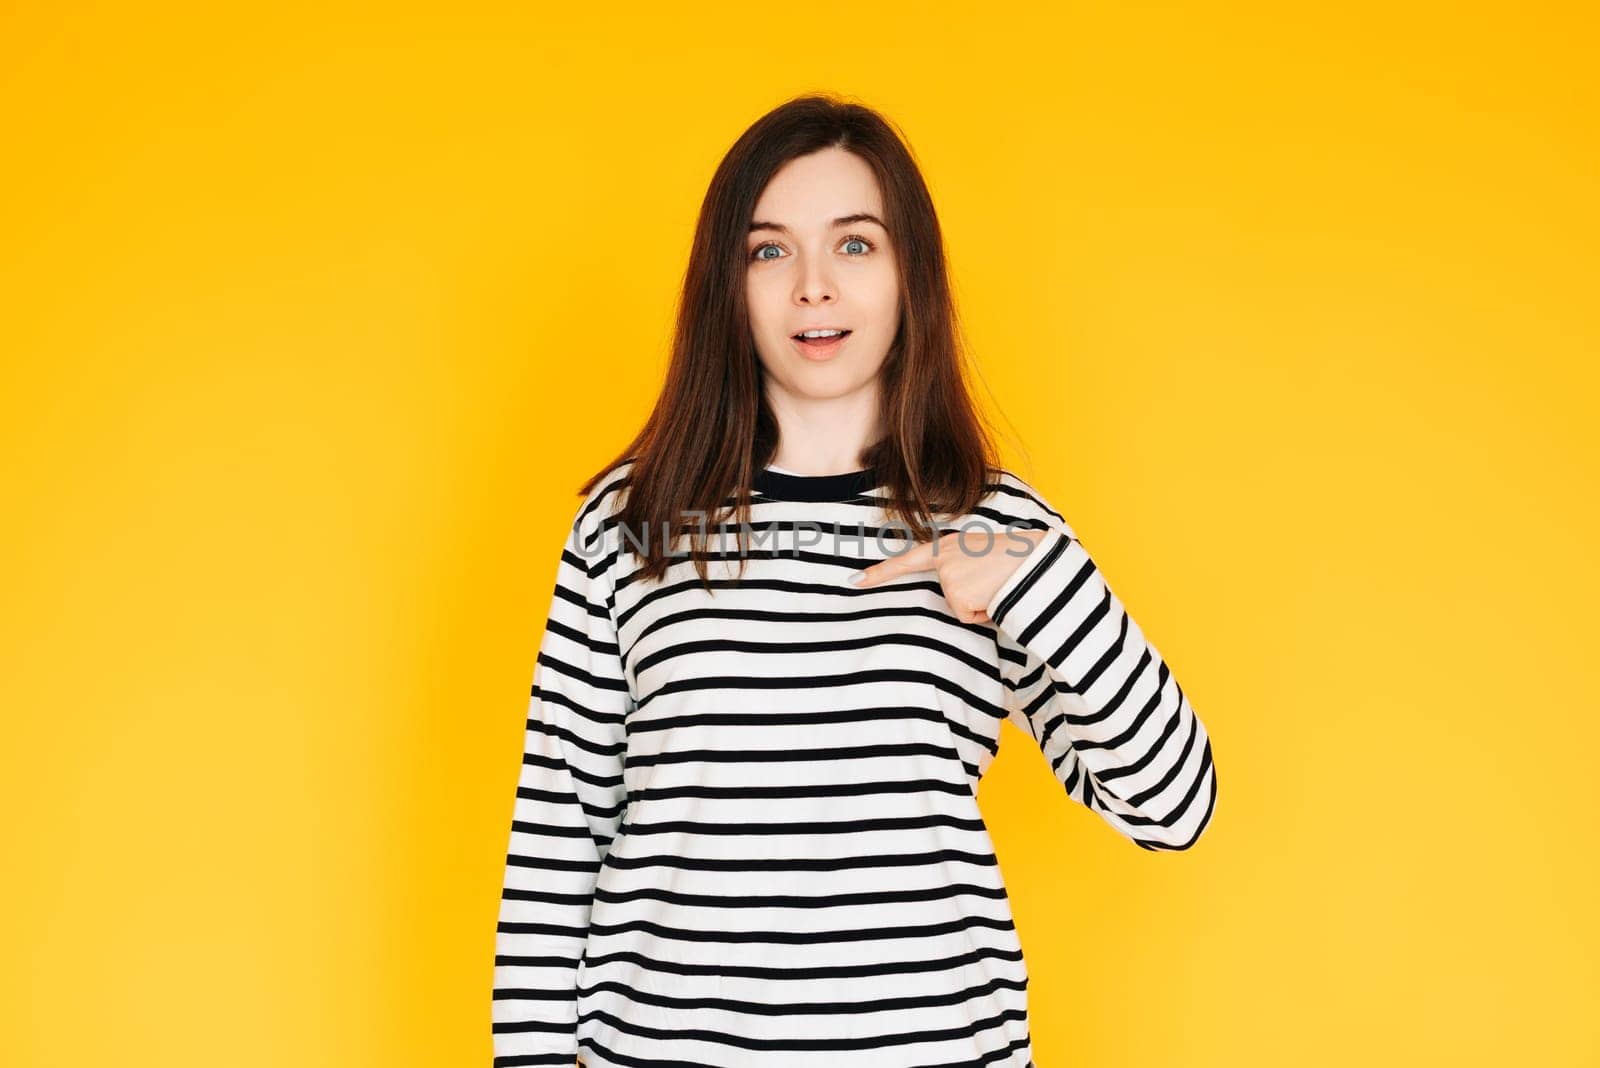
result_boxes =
[986,493,1217,851]
[492,494,631,1065]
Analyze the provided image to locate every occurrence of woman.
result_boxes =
[492,94,1217,1068]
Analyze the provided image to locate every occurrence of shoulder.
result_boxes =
[571,457,635,542]
[972,466,1078,539]
[561,456,637,584]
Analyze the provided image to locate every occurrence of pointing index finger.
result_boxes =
[850,538,938,588]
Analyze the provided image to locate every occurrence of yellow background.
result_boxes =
[3,2,1596,1065]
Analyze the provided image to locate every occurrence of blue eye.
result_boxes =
[748,234,877,263]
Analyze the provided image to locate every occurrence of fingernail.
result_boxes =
[847,570,865,585]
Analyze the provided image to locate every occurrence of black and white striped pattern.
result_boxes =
[492,459,1217,1067]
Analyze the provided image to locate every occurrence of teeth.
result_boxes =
[798,329,845,339]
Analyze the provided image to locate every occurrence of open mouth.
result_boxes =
[792,329,852,349]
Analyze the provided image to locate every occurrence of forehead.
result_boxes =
[751,147,884,224]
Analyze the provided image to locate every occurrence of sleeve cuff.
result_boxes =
[986,526,1071,625]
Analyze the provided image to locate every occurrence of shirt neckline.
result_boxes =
[752,464,879,502]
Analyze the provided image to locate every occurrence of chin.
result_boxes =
[786,365,879,398]
[758,336,886,392]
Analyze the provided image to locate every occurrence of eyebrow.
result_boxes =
[748,212,888,235]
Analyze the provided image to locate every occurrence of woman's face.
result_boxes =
[744,146,900,404]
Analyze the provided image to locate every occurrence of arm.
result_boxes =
[988,503,1217,851]
[492,495,630,1064]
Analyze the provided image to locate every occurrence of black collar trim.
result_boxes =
[752,466,878,502]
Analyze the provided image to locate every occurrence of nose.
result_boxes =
[794,256,836,306]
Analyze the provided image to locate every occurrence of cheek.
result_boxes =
[745,274,781,334]
[867,267,900,329]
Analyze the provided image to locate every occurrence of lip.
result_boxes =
[790,328,852,361]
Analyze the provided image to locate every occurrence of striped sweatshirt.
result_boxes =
[492,459,1217,1068]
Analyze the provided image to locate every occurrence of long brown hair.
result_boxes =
[580,92,1005,586]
